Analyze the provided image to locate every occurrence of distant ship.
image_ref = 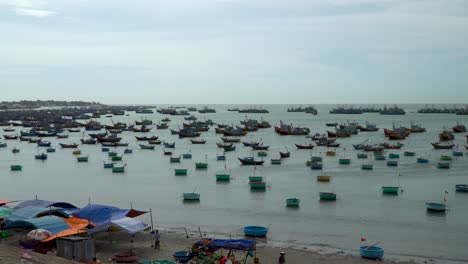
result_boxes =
[380,105,405,115]
[330,106,362,114]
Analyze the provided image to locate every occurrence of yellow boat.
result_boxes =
[316,175,331,182]
[72,150,81,155]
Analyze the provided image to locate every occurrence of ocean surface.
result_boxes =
[2,104,468,263]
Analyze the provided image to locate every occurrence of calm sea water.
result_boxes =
[2,104,468,262]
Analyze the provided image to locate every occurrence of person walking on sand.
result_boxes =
[278,252,285,264]
[153,230,160,250]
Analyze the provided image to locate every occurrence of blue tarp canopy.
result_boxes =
[14,200,78,210]
[8,206,75,222]
[194,239,256,251]
[72,204,146,226]
[5,216,71,235]
[88,217,149,234]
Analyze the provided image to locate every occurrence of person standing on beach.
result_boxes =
[278,252,285,264]
[153,230,160,250]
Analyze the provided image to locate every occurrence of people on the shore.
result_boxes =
[152,230,160,250]
[278,252,285,264]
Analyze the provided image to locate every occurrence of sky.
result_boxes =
[0,0,467,104]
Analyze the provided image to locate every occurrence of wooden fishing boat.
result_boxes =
[80,138,97,144]
[325,151,336,156]
[382,186,399,194]
[216,173,230,181]
[388,153,400,159]
[190,139,207,144]
[242,141,259,147]
[135,136,158,141]
[249,181,266,190]
[431,142,454,149]
[319,192,336,201]
[452,151,463,157]
[174,169,188,175]
[251,144,269,150]
[279,151,290,158]
[111,156,123,161]
[223,129,247,137]
[3,128,15,132]
[183,192,200,201]
[455,184,468,192]
[77,156,88,162]
[217,155,226,161]
[382,142,403,149]
[164,151,172,156]
[404,151,415,156]
[46,147,56,153]
[156,123,169,129]
[139,144,155,150]
[101,142,129,147]
[124,148,133,154]
[3,135,18,140]
[163,142,176,148]
[10,165,22,171]
[182,153,192,159]
[317,175,331,182]
[339,158,351,165]
[28,138,42,143]
[12,147,20,154]
[148,140,162,145]
[195,162,208,169]
[221,137,240,143]
[35,153,47,160]
[326,122,338,127]
[388,132,406,140]
[440,155,452,161]
[60,143,79,148]
[387,160,398,167]
[243,226,268,237]
[310,162,322,170]
[133,126,152,133]
[238,157,264,165]
[363,145,384,152]
[361,164,373,170]
[67,128,81,133]
[170,156,181,163]
[286,198,300,207]
[56,134,69,139]
[357,153,368,159]
[295,143,315,149]
[437,162,450,169]
[360,246,384,260]
[103,162,115,169]
[217,142,233,148]
[426,202,446,212]
[271,158,281,165]
[452,122,466,133]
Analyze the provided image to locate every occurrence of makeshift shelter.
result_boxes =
[72,204,147,226]
[87,217,149,234]
[42,217,96,242]
[7,206,71,222]
[5,216,70,235]
[14,199,78,210]
[56,236,95,262]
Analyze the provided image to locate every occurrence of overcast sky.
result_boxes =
[0,0,467,104]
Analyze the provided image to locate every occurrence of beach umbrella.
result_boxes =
[27,229,52,241]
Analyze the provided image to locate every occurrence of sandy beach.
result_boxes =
[1,228,419,264]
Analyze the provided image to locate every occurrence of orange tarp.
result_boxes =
[0,200,16,205]
[41,217,96,242]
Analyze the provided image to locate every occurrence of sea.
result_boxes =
[1,104,468,263]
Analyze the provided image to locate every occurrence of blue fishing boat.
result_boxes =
[417,157,429,163]
[360,246,384,260]
[35,153,47,160]
[310,162,322,170]
[453,151,463,157]
[182,153,192,159]
[104,162,115,169]
[217,155,226,161]
[101,147,110,152]
[455,184,468,192]
[386,160,398,167]
[37,141,51,147]
[243,226,268,237]
[124,148,133,154]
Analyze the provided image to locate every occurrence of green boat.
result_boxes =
[249,176,263,183]
[170,156,181,163]
[195,162,208,169]
[216,173,230,182]
[12,148,20,154]
[286,198,300,207]
[339,158,351,165]
[77,156,88,162]
[257,151,267,157]
[183,192,200,201]
[46,147,56,153]
[437,162,450,169]
[357,153,368,159]
[249,181,266,190]
[108,152,117,157]
[382,186,400,194]
[174,169,188,175]
[10,165,22,171]
[111,156,123,161]
[139,144,155,150]
[388,153,400,159]
[374,153,385,160]
[101,147,110,152]
[361,164,373,170]
[440,155,452,161]
[112,166,125,173]
[319,192,336,201]
[182,153,192,159]
[223,146,236,152]
[271,158,282,165]
[311,156,322,162]
[426,202,446,212]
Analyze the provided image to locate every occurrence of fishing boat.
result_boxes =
[12,147,20,154]
[103,162,115,169]
[217,142,233,148]
[317,175,331,182]
[190,138,207,144]
[274,121,310,135]
[243,226,268,237]
[37,141,51,147]
[195,162,208,169]
[183,192,200,201]
[216,173,230,182]
[10,164,22,171]
[242,141,260,147]
[223,128,247,137]
[124,148,133,154]
[339,158,351,165]
[60,143,79,148]
[431,142,454,149]
[382,142,403,149]
[361,164,373,170]
[251,144,269,150]
[111,155,123,161]
[217,155,226,161]
[112,165,126,173]
[28,138,42,143]
[382,186,400,194]
[72,150,82,155]
[80,138,97,144]
[295,143,315,149]
[67,128,81,133]
[388,132,406,140]
[56,134,69,139]
[417,157,429,163]
[133,126,152,133]
[380,105,405,115]
[164,151,172,156]
[437,162,450,169]
[455,184,468,192]
[453,151,463,157]
[77,156,88,162]
[148,140,162,145]
[3,127,15,132]
[139,144,155,150]
[271,158,281,165]
[388,153,400,159]
[387,160,398,167]
[135,136,158,141]
[238,157,264,165]
[221,137,240,143]
[101,142,129,147]
[286,198,300,207]
[441,155,453,161]
[359,121,379,132]
[363,145,384,152]
[279,151,290,158]
[174,169,188,175]
[439,130,454,141]
[310,162,322,170]
[170,156,181,163]
[3,135,18,140]
[325,151,336,156]
[409,121,426,133]
[163,142,176,148]
[326,122,338,127]
[452,122,466,133]
[426,202,446,212]
[357,153,368,159]
[360,246,384,260]
[35,153,48,160]
[156,123,169,129]
[404,151,415,157]
[319,192,337,201]
[47,147,56,153]
[182,153,192,159]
